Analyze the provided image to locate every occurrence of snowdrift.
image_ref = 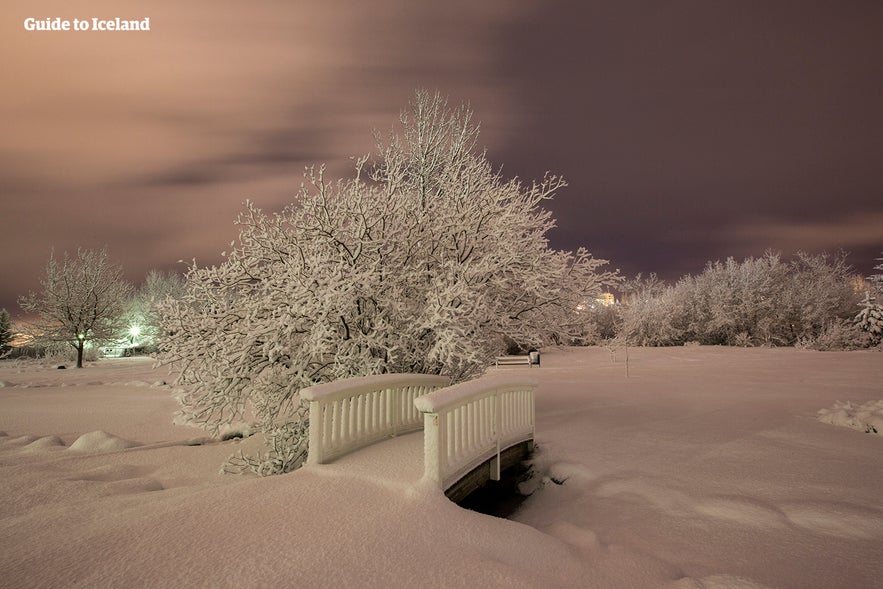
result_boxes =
[1,349,881,588]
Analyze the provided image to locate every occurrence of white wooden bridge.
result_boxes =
[300,373,536,501]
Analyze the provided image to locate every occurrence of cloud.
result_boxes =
[722,213,883,256]
[0,0,531,314]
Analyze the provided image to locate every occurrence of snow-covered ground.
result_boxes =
[0,348,881,588]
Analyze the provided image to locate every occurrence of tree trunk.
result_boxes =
[76,340,84,368]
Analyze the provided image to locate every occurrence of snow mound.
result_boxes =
[23,436,66,451]
[780,501,883,539]
[817,400,883,435]
[545,521,601,553]
[70,464,164,494]
[2,435,38,446]
[74,464,147,482]
[693,496,788,529]
[68,431,142,452]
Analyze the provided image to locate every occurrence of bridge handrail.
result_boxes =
[415,375,536,491]
[302,373,449,464]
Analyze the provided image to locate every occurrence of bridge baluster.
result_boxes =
[302,374,449,465]
[415,375,536,492]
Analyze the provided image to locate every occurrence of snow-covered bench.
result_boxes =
[495,353,539,367]
[495,355,531,366]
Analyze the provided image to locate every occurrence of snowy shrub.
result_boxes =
[796,319,870,351]
[616,273,687,346]
[222,421,310,476]
[10,341,99,365]
[574,304,618,345]
[158,91,619,474]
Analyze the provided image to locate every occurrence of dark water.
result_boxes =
[457,462,534,519]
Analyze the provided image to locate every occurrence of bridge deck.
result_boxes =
[308,430,425,489]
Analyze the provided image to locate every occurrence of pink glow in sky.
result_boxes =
[3,1,882,315]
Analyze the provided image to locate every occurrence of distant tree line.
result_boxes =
[580,251,882,350]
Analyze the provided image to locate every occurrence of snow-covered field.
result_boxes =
[1,347,881,588]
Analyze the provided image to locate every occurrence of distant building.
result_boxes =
[576,292,616,313]
[851,275,869,294]
[595,292,616,307]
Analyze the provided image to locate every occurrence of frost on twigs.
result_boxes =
[222,416,310,476]
[157,90,618,475]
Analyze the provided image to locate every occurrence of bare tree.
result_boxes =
[19,248,133,367]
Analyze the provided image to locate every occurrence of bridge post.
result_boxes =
[422,413,443,487]
[307,399,324,465]
[489,395,501,481]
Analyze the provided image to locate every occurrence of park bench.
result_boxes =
[495,352,540,367]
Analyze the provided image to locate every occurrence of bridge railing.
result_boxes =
[414,375,536,491]
[301,373,450,464]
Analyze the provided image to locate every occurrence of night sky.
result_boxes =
[3,1,882,318]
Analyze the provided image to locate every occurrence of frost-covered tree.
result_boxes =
[0,309,12,357]
[19,248,133,368]
[616,274,685,346]
[121,270,186,352]
[855,253,883,345]
[855,293,882,345]
[158,90,619,474]
[869,254,883,297]
[781,251,859,342]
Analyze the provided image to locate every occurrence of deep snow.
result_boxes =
[0,348,881,588]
